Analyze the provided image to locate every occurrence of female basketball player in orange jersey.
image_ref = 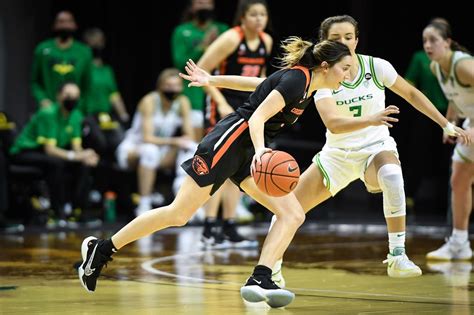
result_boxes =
[196,0,273,249]
[78,38,352,308]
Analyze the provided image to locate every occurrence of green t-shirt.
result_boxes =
[10,104,83,155]
[80,63,119,115]
[171,21,228,111]
[405,50,448,112]
[31,39,93,106]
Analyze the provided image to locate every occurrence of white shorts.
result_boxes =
[313,137,399,196]
[116,140,169,170]
[453,118,474,163]
[191,110,204,129]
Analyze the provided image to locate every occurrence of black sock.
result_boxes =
[252,265,272,278]
[223,219,236,230]
[99,239,117,256]
[203,217,217,235]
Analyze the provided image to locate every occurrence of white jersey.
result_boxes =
[314,54,398,149]
[123,92,183,144]
[434,51,474,118]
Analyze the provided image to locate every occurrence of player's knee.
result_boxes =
[377,164,404,192]
[282,208,305,228]
[450,172,471,192]
[139,144,160,169]
[378,164,406,217]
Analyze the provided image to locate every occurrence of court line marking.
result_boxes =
[141,250,474,306]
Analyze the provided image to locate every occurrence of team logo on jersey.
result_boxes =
[365,73,372,80]
[291,107,304,115]
[192,155,209,175]
[259,47,265,55]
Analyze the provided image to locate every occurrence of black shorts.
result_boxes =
[204,92,250,134]
[182,112,254,195]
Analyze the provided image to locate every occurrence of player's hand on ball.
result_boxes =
[251,147,272,176]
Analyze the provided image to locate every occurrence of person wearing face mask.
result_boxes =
[115,69,195,216]
[10,82,99,227]
[171,0,228,141]
[79,28,128,160]
[31,10,93,109]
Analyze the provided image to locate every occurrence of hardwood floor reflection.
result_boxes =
[1,225,473,314]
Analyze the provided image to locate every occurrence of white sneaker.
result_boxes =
[383,253,422,278]
[134,202,150,217]
[426,238,473,260]
[271,259,286,288]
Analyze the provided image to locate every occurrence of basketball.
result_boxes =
[252,150,300,197]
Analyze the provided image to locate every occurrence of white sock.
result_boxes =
[451,228,468,244]
[139,195,151,208]
[388,232,406,255]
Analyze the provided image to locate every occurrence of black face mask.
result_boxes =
[54,29,75,42]
[63,98,78,111]
[195,9,214,23]
[91,47,103,59]
[162,91,179,101]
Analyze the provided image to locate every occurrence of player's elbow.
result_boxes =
[324,119,344,134]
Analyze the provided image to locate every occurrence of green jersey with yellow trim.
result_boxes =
[31,39,93,105]
[80,63,119,115]
[10,104,83,154]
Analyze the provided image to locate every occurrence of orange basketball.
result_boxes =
[252,150,300,197]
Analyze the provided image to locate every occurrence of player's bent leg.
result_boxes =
[78,176,213,292]
[269,164,330,288]
[239,177,304,308]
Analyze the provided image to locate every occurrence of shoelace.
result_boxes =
[98,254,113,269]
[382,254,416,268]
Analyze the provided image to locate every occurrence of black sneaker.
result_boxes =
[78,236,113,292]
[223,222,259,249]
[201,231,231,249]
[240,274,295,308]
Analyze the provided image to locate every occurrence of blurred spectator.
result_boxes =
[10,82,99,226]
[116,69,194,217]
[80,27,128,159]
[171,0,228,140]
[31,11,92,109]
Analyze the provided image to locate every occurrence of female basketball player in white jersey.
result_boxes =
[422,21,474,261]
[268,15,471,285]
[182,15,470,288]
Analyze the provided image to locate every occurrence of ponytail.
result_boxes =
[277,37,351,70]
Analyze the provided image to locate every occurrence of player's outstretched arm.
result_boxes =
[180,59,264,91]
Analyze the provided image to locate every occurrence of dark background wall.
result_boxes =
[0,0,472,221]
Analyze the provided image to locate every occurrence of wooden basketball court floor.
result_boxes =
[1,223,473,314]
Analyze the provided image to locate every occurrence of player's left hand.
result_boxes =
[443,122,471,145]
[251,147,272,177]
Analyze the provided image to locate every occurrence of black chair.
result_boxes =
[0,112,46,223]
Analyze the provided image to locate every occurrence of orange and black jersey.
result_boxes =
[218,26,269,108]
[182,66,312,194]
[236,66,314,139]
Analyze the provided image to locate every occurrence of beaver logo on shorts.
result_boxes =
[192,155,209,175]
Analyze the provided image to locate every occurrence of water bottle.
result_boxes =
[104,191,117,223]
